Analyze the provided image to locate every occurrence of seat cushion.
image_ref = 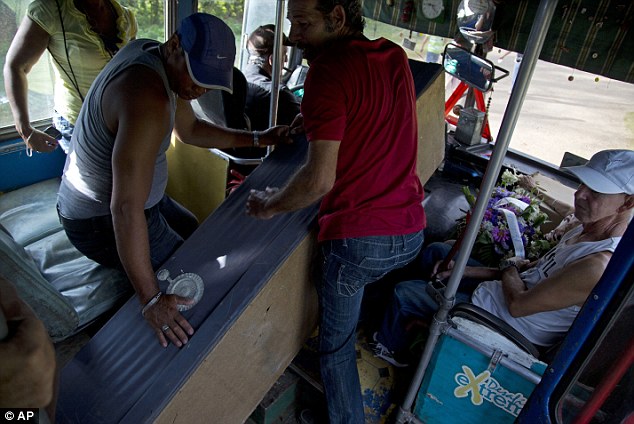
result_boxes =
[0,178,132,341]
[26,229,132,328]
[0,229,78,341]
[0,178,62,246]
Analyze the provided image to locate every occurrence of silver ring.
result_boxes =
[161,324,170,333]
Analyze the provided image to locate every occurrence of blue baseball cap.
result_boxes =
[177,13,235,93]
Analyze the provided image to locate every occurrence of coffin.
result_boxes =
[56,60,446,423]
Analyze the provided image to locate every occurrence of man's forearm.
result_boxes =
[183,120,255,149]
[112,209,159,304]
[501,267,528,317]
[266,165,328,216]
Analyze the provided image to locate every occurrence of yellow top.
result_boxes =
[27,0,137,124]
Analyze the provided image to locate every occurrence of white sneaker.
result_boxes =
[369,332,408,368]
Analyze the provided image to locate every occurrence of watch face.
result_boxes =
[421,0,444,19]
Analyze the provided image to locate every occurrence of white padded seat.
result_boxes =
[0,178,132,341]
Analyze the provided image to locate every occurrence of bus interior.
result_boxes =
[0,0,632,423]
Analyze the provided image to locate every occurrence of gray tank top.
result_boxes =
[471,225,621,347]
[58,39,175,219]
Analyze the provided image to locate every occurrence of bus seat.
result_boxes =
[222,67,250,130]
[528,172,576,233]
[166,67,254,223]
[0,178,132,342]
[193,66,250,130]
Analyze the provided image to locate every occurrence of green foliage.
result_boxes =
[123,0,165,40]
[198,1,244,36]
[122,1,245,45]
[461,185,477,208]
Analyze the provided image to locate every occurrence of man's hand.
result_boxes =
[289,113,304,135]
[246,187,280,219]
[0,278,56,408]
[142,294,195,348]
[432,259,454,281]
[258,125,292,146]
[499,256,531,272]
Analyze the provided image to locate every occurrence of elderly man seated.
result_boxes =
[371,149,634,367]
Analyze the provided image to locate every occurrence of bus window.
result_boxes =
[0,1,54,130]
[362,18,634,168]
[556,291,634,424]
[197,0,244,68]
[126,0,165,41]
[0,0,165,134]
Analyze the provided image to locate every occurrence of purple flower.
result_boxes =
[492,227,509,243]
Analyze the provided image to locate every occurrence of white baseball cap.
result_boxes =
[565,149,634,195]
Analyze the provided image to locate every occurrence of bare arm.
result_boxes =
[246,139,339,219]
[0,276,56,409]
[501,251,612,317]
[104,66,193,347]
[434,262,501,282]
[173,97,290,149]
[3,17,59,152]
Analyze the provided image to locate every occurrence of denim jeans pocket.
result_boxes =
[334,257,394,297]
[336,264,364,297]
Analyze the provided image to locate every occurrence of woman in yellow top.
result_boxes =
[4,0,137,154]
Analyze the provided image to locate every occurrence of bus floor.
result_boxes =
[249,323,422,424]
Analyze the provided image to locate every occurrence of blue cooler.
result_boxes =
[413,304,547,423]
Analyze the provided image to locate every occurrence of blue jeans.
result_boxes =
[61,195,198,271]
[53,113,74,154]
[376,242,483,355]
[318,231,424,424]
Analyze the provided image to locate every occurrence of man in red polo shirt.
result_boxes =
[246,0,426,422]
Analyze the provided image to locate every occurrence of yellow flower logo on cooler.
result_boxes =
[453,365,528,417]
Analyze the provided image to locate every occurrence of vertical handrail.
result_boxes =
[269,0,285,128]
[165,0,178,39]
[396,0,560,422]
[264,0,286,156]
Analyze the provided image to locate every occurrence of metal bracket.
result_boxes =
[488,349,505,374]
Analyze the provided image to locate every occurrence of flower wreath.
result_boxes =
[456,169,555,267]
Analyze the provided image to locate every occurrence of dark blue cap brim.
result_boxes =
[184,50,233,93]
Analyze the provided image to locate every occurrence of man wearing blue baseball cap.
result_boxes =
[57,13,291,348]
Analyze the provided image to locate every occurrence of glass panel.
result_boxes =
[0,0,166,132]
[197,0,244,67]
[125,0,165,41]
[487,50,634,166]
[0,1,54,129]
[364,18,634,167]
[555,289,634,423]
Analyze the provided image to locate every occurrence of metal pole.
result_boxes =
[396,0,560,421]
[269,0,285,127]
[239,0,252,71]
[266,0,286,156]
[165,0,178,39]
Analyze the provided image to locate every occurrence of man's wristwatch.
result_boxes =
[252,131,260,148]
